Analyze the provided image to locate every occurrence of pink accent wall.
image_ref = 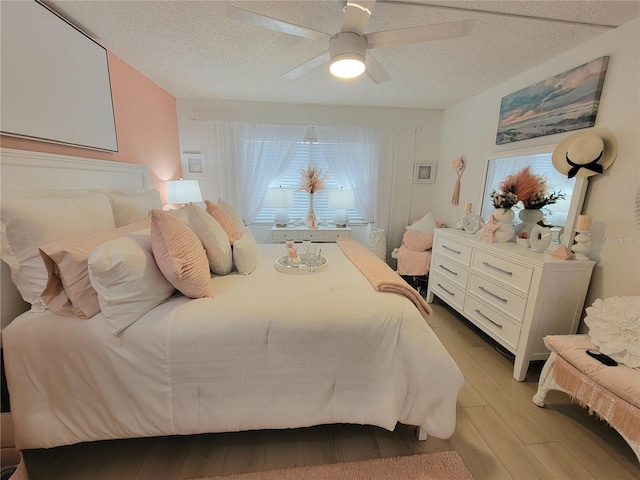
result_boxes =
[0,52,181,202]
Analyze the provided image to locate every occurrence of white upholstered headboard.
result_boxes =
[0,148,151,336]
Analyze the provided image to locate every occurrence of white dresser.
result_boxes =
[427,228,594,381]
[271,226,351,243]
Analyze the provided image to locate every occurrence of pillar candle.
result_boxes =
[464,202,472,213]
[576,215,593,231]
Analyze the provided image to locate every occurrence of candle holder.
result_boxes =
[571,229,592,260]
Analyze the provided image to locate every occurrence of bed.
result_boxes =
[0,148,464,450]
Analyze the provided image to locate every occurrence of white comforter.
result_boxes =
[4,244,463,450]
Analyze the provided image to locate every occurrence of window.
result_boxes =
[253,138,367,224]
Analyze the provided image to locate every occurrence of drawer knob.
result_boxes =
[439,265,458,276]
[482,261,513,276]
[437,283,455,296]
[479,285,508,303]
[475,309,503,329]
[442,245,461,254]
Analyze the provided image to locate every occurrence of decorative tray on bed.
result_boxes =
[275,254,328,275]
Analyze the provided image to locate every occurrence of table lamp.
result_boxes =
[166,179,203,206]
[265,187,294,227]
[328,188,355,228]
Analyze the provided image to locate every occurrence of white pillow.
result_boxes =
[187,203,233,275]
[106,190,161,227]
[0,191,115,310]
[166,205,190,224]
[218,198,248,233]
[88,231,175,335]
[406,212,438,233]
[233,230,258,275]
[584,296,640,368]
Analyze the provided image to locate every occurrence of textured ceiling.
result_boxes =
[45,1,639,109]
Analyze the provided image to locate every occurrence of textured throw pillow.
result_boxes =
[205,200,242,245]
[39,219,150,318]
[0,191,115,311]
[218,198,247,233]
[187,203,233,275]
[88,232,176,335]
[402,229,434,252]
[106,190,161,227]
[406,212,438,233]
[150,210,212,298]
[584,296,640,368]
[233,230,259,275]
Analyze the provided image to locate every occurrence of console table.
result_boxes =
[271,226,351,243]
[426,228,594,381]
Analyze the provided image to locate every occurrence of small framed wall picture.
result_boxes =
[414,163,436,183]
[181,153,204,176]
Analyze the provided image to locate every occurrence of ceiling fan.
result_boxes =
[226,0,475,84]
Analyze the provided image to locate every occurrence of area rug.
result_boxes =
[188,451,473,480]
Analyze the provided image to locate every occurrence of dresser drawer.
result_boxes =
[429,272,466,311]
[272,230,300,242]
[434,236,472,266]
[472,250,533,293]
[468,273,527,321]
[321,229,351,241]
[431,253,469,289]
[464,294,522,351]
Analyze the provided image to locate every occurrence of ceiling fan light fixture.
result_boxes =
[330,54,365,78]
[329,32,367,79]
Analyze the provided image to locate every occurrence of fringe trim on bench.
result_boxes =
[553,356,640,443]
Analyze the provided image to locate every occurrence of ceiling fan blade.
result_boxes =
[366,18,476,49]
[365,53,391,84]
[341,1,376,35]
[227,5,331,43]
[282,51,331,79]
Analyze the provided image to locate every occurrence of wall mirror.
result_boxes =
[478,144,588,249]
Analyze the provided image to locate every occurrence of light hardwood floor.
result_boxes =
[19,300,640,480]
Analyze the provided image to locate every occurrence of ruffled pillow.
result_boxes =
[205,200,242,245]
[584,296,640,368]
[150,210,212,299]
[402,230,434,252]
[218,198,247,234]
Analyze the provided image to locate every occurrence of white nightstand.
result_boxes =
[271,226,351,243]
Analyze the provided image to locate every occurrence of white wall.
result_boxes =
[433,18,639,308]
[176,99,442,253]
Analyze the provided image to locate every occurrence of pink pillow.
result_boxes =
[39,219,150,318]
[150,210,212,299]
[205,200,242,245]
[402,230,434,252]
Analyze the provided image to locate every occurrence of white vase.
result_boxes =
[492,208,515,224]
[491,208,515,242]
[518,208,544,238]
[304,193,317,228]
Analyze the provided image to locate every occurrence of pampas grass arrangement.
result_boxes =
[299,165,327,194]
[499,166,565,209]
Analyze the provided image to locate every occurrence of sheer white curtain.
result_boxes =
[314,125,379,223]
[200,121,307,223]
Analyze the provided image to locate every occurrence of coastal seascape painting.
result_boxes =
[496,56,609,145]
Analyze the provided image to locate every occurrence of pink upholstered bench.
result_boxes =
[533,334,640,462]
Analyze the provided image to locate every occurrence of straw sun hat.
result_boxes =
[552,127,618,178]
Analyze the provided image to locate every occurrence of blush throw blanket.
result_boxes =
[337,238,432,318]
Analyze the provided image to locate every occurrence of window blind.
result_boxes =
[254,140,366,223]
